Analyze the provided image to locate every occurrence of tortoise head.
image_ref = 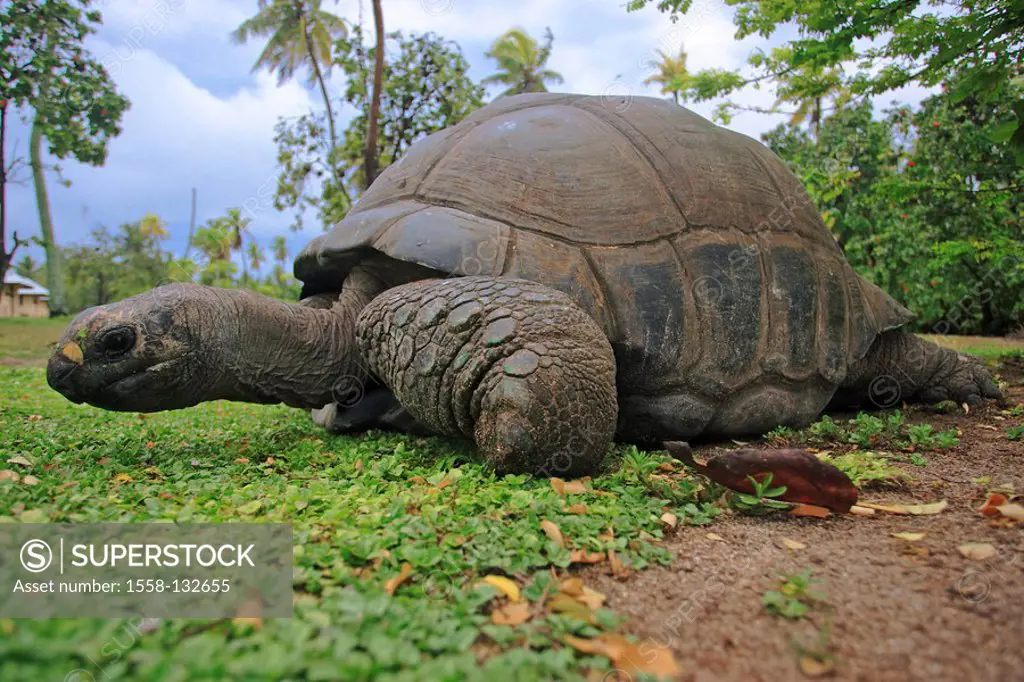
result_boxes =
[46,284,205,412]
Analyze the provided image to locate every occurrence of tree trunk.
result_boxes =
[363,0,385,190]
[184,187,197,259]
[30,116,68,316]
[302,25,349,210]
[0,103,12,302]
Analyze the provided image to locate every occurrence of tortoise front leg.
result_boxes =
[356,276,618,476]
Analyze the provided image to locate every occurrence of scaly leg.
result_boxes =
[356,276,618,476]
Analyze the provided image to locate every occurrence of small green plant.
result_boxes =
[820,451,909,487]
[762,569,823,620]
[906,423,959,450]
[846,412,887,447]
[807,415,843,441]
[1007,405,1024,417]
[766,425,796,445]
[731,472,792,515]
[1007,425,1024,442]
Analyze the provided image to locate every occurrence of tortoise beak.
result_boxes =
[47,350,85,404]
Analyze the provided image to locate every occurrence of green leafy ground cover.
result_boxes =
[1,319,1020,681]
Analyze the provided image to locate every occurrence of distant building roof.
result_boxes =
[3,272,49,298]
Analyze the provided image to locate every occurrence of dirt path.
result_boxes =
[588,365,1024,682]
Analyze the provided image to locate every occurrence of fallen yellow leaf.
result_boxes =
[799,656,835,678]
[565,503,588,514]
[995,503,1024,522]
[540,520,565,547]
[21,475,39,486]
[384,562,413,595]
[480,575,521,602]
[660,512,678,529]
[7,455,32,467]
[230,617,263,631]
[958,542,997,561]
[234,457,250,464]
[491,601,531,626]
[113,473,133,483]
[0,470,20,483]
[849,505,876,516]
[608,549,628,577]
[61,342,84,365]
[547,593,598,624]
[891,532,925,541]
[859,500,948,515]
[576,586,606,610]
[559,578,584,596]
[705,532,724,541]
[780,537,806,550]
[569,549,605,564]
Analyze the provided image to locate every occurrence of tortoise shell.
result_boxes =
[295,93,912,398]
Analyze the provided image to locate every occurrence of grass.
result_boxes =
[0,316,70,363]
[0,365,712,681]
[0,317,1018,680]
[921,333,1024,361]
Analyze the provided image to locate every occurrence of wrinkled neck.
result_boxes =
[196,283,377,409]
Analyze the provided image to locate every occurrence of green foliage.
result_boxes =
[0,363,719,679]
[819,451,909,488]
[773,411,959,452]
[628,0,1024,161]
[730,473,792,515]
[1007,424,1024,441]
[482,27,564,97]
[762,569,822,620]
[61,220,172,311]
[762,82,1024,334]
[273,29,484,231]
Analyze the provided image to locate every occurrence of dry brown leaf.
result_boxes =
[780,537,806,550]
[264,456,276,465]
[21,475,39,486]
[491,601,531,626]
[706,532,724,541]
[480,575,521,602]
[891,532,925,541]
[858,500,947,515]
[849,505,875,516]
[799,656,835,678]
[789,504,832,518]
[384,562,413,595]
[665,441,857,512]
[564,634,682,679]
[409,475,427,485]
[576,587,606,610]
[660,512,678,529]
[608,549,628,577]
[436,478,453,490]
[598,527,615,542]
[551,478,588,495]
[540,520,565,547]
[233,457,249,465]
[7,455,32,467]
[958,542,997,561]
[978,492,1009,517]
[995,503,1024,522]
[569,550,605,564]
[565,503,588,514]
[0,470,20,483]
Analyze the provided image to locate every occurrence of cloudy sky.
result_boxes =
[5,0,930,272]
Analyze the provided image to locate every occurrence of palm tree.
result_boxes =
[774,66,847,138]
[482,27,564,97]
[363,0,384,189]
[247,241,266,275]
[643,47,689,105]
[231,1,347,185]
[272,235,289,265]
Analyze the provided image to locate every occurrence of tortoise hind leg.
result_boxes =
[356,276,618,476]
[836,329,1001,409]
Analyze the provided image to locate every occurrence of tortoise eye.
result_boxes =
[101,327,136,357]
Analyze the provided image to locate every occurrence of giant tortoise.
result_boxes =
[46,93,1000,476]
